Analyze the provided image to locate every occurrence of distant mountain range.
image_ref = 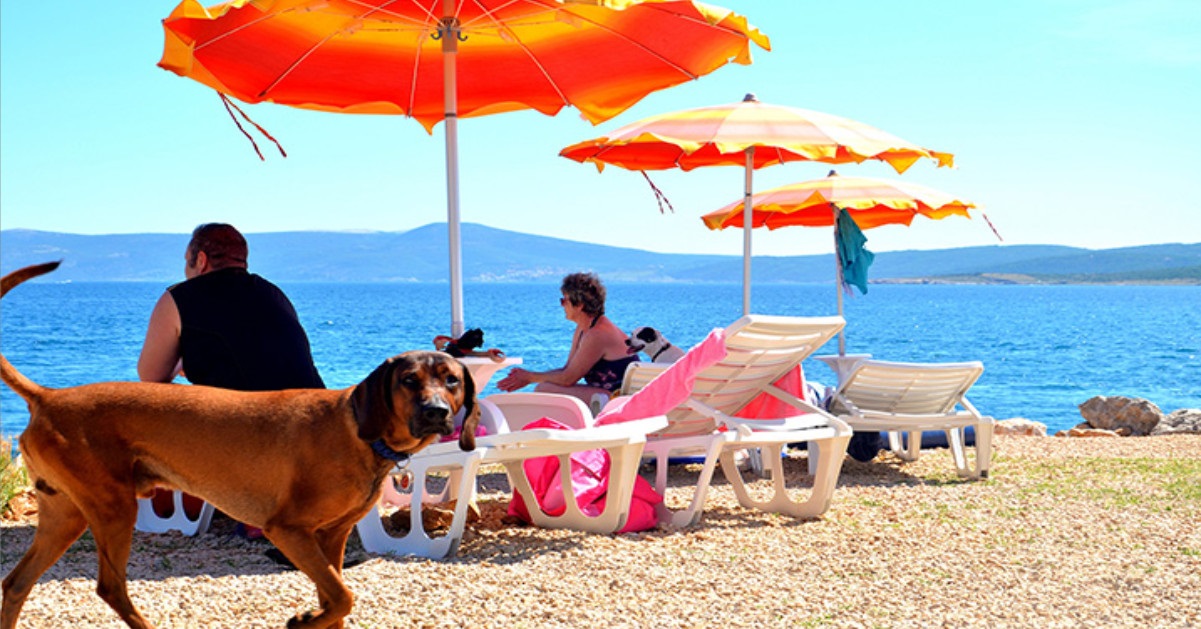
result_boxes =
[2,224,1198,285]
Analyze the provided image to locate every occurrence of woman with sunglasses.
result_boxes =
[497,272,636,407]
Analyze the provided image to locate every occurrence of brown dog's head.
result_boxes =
[351,351,479,455]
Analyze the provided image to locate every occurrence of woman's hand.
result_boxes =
[497,367,532,392]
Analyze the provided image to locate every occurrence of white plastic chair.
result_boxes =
[830,359,994,479]
[615,315,852,527]
[354,394,666,559]
[135,492,215,536]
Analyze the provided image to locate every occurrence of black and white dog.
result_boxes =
[626,326,686,364]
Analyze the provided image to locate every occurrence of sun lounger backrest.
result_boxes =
[623,315,844,437]
[838,360,984,416]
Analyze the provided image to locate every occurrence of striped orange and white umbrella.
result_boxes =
[159,0,769,336]
[701,173,976,231]
[560,94,953,314]
[702,172,991,355]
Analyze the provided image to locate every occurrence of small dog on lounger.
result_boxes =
[0,261,479,629]
[625,326,685,364]
[433,328,505,362]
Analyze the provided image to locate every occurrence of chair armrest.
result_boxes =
[958,395,986,421]
[684,397,844,437]
[482,392,594,431]
[480,415,668,449]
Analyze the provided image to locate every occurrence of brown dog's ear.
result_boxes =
[457,361,480,452]
[351,357,399,442]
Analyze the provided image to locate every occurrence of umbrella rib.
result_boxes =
[345,0,434,25]
[259,30,346,98]
[558,4,703,81]
[253,0,417,99]
[192,4,304,51]
[473,1,573,105]
[471,0,718,108]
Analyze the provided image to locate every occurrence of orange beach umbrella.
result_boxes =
[702,172,985,354]
[702,173,976,231]
[159,0,769,336]
[560,94,953,315]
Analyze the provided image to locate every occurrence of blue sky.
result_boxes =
[1,1,1199,257]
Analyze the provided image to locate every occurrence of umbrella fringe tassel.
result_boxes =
[219,93,287,161]
[640,171,675,214]
[981,211,1004,242]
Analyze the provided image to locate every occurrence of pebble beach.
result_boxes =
[3,434,1199,628]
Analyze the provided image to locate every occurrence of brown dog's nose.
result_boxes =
[415,400,453,437]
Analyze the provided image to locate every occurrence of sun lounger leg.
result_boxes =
[723,435,849,520]
[888,431,921,462]
[947,428,967,474]
[807,440,821,476]
[801,433,850,518]
[974,417,994,479]
[646,435,727,527]
[356,451,483,559]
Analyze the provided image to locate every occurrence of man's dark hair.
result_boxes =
[187,223,248,270]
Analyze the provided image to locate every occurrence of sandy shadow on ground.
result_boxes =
[1,450,978,582]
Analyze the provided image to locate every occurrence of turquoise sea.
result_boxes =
[2,281,1198,439]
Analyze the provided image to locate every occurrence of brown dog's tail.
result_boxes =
[1,261,60,402]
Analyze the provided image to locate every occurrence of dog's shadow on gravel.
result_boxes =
[0,517,395,583]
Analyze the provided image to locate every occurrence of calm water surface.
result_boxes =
[2,282,1198,438]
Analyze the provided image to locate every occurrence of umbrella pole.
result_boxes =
[442,2,464,338]
[832,204,846,356]
[741,147,754,316]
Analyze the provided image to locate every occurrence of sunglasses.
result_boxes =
[559,297,569,306]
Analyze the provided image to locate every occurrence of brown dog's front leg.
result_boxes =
[266,529,354,629]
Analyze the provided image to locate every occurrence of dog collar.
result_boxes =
[370,439,411,463]
[651,343,674,362]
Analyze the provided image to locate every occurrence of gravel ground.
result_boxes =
[3,434,1199,628]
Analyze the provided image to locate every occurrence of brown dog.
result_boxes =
[0,261,479,629]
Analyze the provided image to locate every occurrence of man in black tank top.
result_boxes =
[138,223,323,390]
[165,267,324,391]
[137,223,324,556]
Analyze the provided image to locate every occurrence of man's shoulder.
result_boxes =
[171,267,284,297]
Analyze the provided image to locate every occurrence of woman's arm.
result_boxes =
[496,327,606,391]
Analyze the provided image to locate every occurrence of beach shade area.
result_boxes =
[158,0,770,336]
[701,171,992,355]
[560,94,954,315]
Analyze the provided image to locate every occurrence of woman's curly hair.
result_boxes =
[561,272,606,318]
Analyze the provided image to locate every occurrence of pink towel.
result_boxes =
[735,365,807,419]
[508,329,729,532]
[595,328,728,425]
[507,417,661,533]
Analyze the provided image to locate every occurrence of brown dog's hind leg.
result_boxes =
[1,490,88,629]
[88,505,155,629]
[267,528,354,629]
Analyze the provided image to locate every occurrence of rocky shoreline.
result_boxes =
[994,396,1201,438]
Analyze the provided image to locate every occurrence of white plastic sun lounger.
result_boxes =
[615,314,852,527]
[354,394,667,559]
[830,359,994,479]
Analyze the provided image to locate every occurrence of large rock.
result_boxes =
[995,418,1047,437]
[1078,396,1163,436]
[1151,409,1201,435]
